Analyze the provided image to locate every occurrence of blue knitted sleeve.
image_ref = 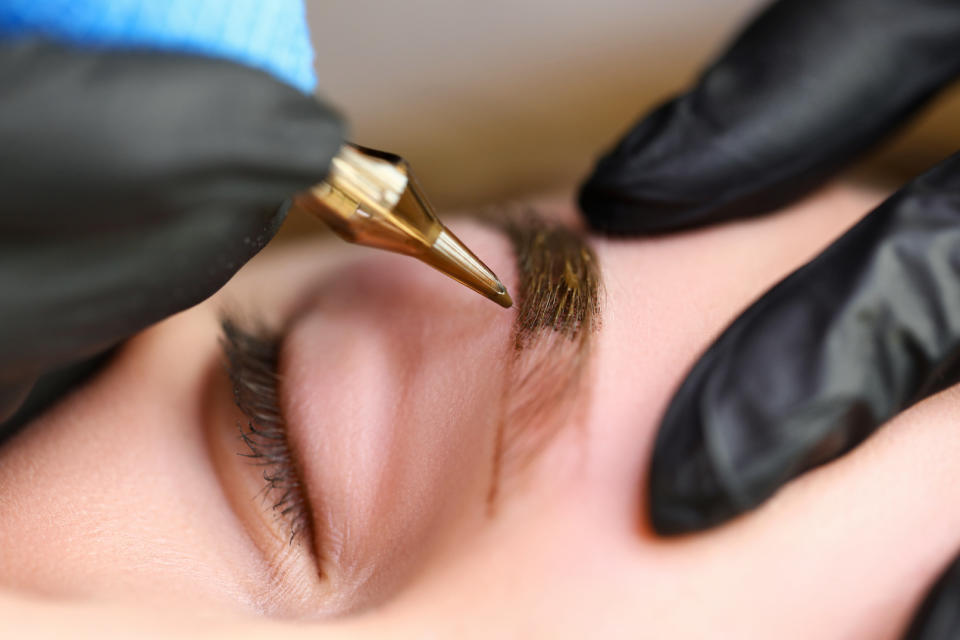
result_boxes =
[0,0,316,92]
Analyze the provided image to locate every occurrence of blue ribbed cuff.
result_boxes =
[0,0,316,92]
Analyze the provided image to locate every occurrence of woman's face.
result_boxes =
[3,185,959,638]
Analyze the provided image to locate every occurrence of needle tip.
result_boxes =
[493,282,513,308]
[423,229,514,310]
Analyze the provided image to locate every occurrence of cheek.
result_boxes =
[0,313,264,610]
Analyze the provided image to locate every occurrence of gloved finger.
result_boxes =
[647,151,960,534]
[579,0,960,234]
[0,40,345,421]
[904,554,960,640]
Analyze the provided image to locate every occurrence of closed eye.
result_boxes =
[220,318,313,546]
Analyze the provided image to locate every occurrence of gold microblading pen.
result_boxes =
[291,144,513,309]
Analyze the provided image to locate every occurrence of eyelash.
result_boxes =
[220,319,310,544]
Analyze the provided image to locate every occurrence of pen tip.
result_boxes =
[494,283,513,309]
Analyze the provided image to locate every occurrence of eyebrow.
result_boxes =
[485,212,603,508]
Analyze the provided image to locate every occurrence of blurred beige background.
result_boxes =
[285,0,960,233]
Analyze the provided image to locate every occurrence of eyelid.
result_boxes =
[220,318,315,548]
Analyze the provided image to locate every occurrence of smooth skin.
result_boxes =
[2,183,958,638]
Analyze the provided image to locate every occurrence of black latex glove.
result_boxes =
[0,40,345,434]
[578,0,960,636]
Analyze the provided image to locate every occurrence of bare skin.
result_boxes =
[2,183,959,638]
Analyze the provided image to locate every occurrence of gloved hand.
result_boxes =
[578,0,960,636]
[0,37,343,430]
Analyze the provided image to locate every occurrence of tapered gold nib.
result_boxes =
[426,227,513,308]
[292,144,513,309]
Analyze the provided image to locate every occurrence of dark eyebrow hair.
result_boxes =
[485,211,603,508]
[506,215,602,350]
